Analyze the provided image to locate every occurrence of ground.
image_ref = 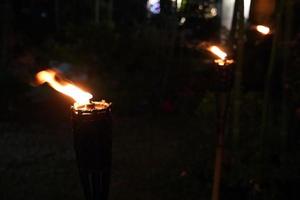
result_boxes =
[0,104,215,200]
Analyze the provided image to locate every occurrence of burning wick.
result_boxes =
[35,69,93,106]
[256,25,270,35]
[214,59,234,66]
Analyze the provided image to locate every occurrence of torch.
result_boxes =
[255,25,271,35]
[207,46,234,200]
[36,69,112,200]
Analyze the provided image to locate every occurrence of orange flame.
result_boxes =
[214,59,234,66]
[36,69,93,105]
[208,46,227,60]
[256,25,270,35]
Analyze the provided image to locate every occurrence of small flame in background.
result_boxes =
[214,59,234,66]
[35,69,93,106]
[208,45,234,66]
[208,46,227,60]
[256,25,270,35]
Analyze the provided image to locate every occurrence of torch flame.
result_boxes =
[36,69,93,105]
[256,25,270,35]
[208,46,227,60]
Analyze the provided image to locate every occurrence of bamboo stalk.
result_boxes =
[232,0,244,158]
[230,0,239,41]
[260,0,284,159]
[260,0,284,197]
[212,92,228,200]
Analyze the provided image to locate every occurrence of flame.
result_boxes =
[256,25,270,35]
[214,59,234,66]
[36,69,93,105]
[208,46,227,60]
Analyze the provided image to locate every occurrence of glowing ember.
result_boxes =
[208,46,227,60]
[73,100,111,112]
[256,25,270,35]
[214,59,234,66]
[36,69,93,105]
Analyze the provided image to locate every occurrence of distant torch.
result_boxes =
[256,25,271,35]
[207,46,233,200]
[208,46,234,91]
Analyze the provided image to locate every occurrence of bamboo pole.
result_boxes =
[212,92,227,200]
[232,0,244,160]
[260,0,284,158]
[260,0,284,196]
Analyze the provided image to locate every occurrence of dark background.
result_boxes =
[1,0,300,200]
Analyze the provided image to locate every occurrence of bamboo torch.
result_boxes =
[36,69,112,200]
[208,46,234,200]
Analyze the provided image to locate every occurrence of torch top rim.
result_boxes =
[72,100,111,114]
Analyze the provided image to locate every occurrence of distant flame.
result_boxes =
[214,59,234,66]
[208,46,227,60]
[36,69,93,105]
[256,25,270,35]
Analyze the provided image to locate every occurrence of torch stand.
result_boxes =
[211,61,233,200]
[72,106,112,200]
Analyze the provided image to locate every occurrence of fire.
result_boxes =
[36,69,93,105]
[208,46,227,60]
[256,25,270,35]
[214,59,234,66]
